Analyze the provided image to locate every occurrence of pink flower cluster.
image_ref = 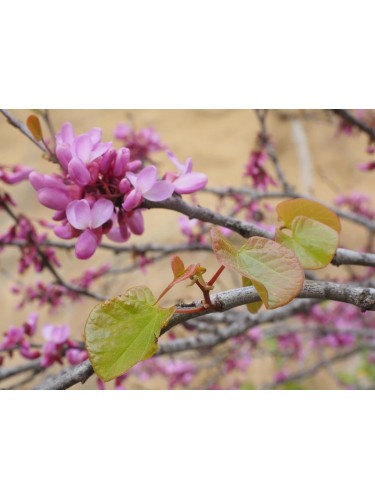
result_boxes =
[0,313,88,369]
[0,313,39,361]
[30,123,208,259]
[114,123,165,161]
[40,323,87,367]
[11,281,78,310]
[0,215,60,274]
[334,192,375,220]
[244,150,276,191]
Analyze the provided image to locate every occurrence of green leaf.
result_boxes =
[276,216,339,269]
[85,286,176,381]
[211,227,304,309]
[276,198,341,233]
[242,277,262,313]
[275,198,341,270]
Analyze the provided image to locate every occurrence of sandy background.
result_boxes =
[0,110,374,389]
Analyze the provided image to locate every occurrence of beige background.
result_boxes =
[0,110,374,389]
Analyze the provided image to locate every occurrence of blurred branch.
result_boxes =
[332,109,375,142]
[0,359,42,382]
[255,109,293,193]
[263,345,374,389]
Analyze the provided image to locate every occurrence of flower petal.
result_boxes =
[91,141,112,161]
[126,172,138,187]
[106,225,131,243]
[173,172,208,194]
[68,157,91,186]
[167,150,186,174]
[128,210,144,235]
[144,180,174,201]
[122,189,143,211]
[55,145,72,170]
[54,224,76,239]
[136,165,157,193]
[38,188,70,210]
[91,199,114,228]
[87,127,102,146]
[66,199,91,230]
[75,229,100,259]
[74,135,92,164]
[56,122,75,145]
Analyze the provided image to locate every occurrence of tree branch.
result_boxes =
[332,109,375,142]
[33,278,375,390]
[0,109,48,154]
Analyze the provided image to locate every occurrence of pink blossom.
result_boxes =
[244,150,276,191]
[246,326,262,345]
[66,198,114,259]
[0,165,33,185]
[24,312,38,337]
[55,122,112,186]
[164,151,208,194]
[0,326,24,350]
[274,369,288,384]
[358,161,375,172]
[42,324,70,344]
[19,341,40,360]
[123,165,174,211]
[29,172,81,211]
[178,216,205,244]
[41,342,64,367]
[114,123,165,161]
[66,348,88,365]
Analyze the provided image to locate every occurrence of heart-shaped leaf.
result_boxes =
[211,227,304,309]
[242,277,263,313]
[276,198,341,232]
[85,286,176,381]
[275,199,341,269]
[275,215,339,269]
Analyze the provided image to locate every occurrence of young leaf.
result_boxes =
[26,114,43,142]
[242,277,262,313]
[211,227,304,309]
[156,257,206,303]
[85,286,176,381]
[276,198,341,233]
[171,255,185,278]
[276,216,339,269]
[275,199,341,269]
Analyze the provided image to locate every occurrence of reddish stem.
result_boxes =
[207,265,225,286]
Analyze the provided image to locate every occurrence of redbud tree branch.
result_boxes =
[34,279,375,389]
[204,187,375,234]
[143,196,375,268]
